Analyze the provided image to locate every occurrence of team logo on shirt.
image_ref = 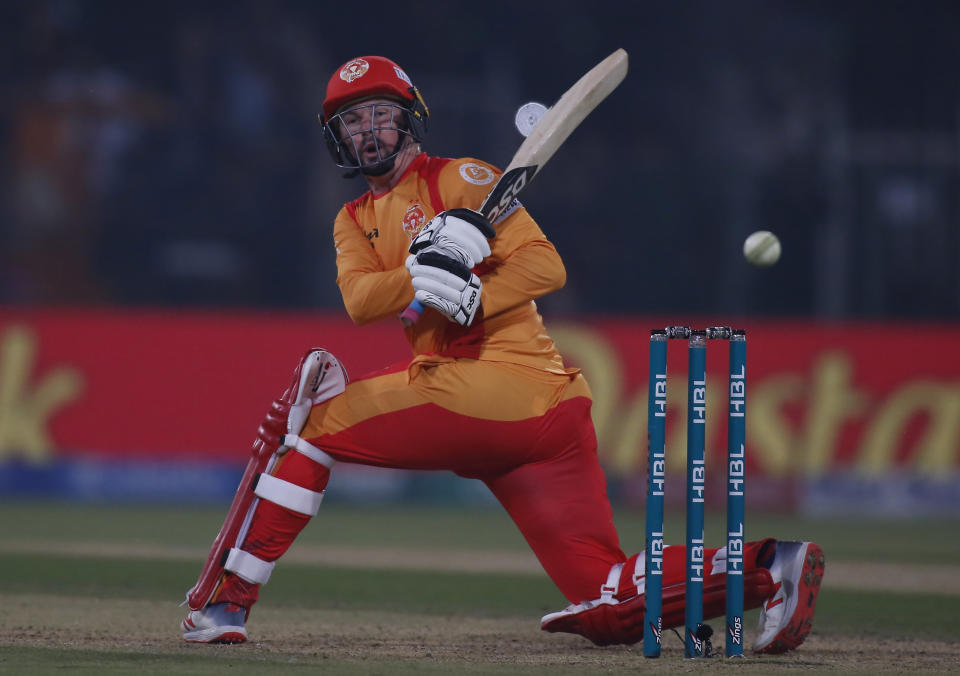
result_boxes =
[402,204,427,237]
[459,163,495,186]
[340,58,370,83]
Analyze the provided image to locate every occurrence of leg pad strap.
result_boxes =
[283,434,336,468]
[254,473,325,516]
[224,547,275,585]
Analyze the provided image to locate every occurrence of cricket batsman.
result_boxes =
[180,55,825,654]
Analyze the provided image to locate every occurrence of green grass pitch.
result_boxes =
[0,502,956,674]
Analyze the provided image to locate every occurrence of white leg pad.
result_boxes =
[224,547,275,585]
[254,473,325,516]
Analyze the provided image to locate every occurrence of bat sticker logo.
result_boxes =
[484,166,536,223]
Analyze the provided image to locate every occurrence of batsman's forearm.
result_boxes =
[478,241,565,318]
[339,267,416,325]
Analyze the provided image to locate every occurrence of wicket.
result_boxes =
[643,326,746,659]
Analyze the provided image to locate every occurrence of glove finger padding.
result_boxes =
[412,274,466,304]
[440,219,491,264]
[409,208,495,268]
[411,250,472,281]
[410,257,470,294]
[445,208,496,238]
[409,251,483,326]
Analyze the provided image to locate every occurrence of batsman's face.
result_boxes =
[336,98,404,164]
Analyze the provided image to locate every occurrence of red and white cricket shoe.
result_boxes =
[182,602,248,644]
[753,541,825,654]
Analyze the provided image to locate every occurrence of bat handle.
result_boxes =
[399,299,425,327]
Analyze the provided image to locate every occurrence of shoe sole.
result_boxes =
[755,543,825,654]
[183,626,248,644]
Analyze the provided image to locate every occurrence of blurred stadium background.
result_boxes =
[1,0,959,519]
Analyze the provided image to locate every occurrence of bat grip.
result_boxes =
[399,299,425,327]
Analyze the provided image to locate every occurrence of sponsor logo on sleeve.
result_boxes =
[458,163,496,186]
[340,58,370,83]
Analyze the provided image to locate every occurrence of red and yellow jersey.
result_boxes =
[333,152,574,375]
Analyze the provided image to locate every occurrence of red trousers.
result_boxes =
[215,358,769,611]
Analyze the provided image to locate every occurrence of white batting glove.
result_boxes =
[409,208,495,269]
[409,251,483,326]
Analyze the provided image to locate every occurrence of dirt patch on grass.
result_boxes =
[2,594,958,674]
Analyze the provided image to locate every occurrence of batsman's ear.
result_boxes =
[446,208,496,238]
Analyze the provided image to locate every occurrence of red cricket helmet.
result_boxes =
[319,56,429,175]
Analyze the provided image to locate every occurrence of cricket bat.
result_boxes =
[400,47,629,326]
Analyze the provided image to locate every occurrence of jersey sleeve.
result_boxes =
[436,158,501,211]
[479,207,566,317]
[436,158,566,319]
[333,205,415,325]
